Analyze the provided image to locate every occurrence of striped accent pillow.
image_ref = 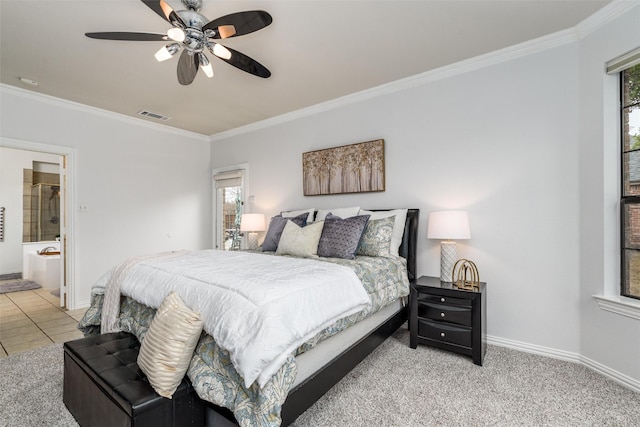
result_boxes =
[137,291,204,398]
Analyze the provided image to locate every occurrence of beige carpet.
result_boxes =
[1,327,638,426]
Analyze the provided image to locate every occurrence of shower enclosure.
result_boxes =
[27,183,60,242]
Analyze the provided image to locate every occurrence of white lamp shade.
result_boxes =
[240,213,266,232]
[427,211,470,240]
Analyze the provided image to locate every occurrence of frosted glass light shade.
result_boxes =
[427,211,470,240]
[240,213,266,232]
[212,43,232,60]
[155,43,180,62]
[167,27,186,42]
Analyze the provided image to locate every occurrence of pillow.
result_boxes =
[357,215,395,257]
[137,291,204,398]
[262,213,309,252]
[281,208,316,221]
[358,209,408,257]
[313,206,360,223]
[317,214,370,260]
[276,220,324,258]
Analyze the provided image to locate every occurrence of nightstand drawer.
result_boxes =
[418,302,472,327]
[419,294,470,307]
[418,319,472,348]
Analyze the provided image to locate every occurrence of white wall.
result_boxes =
[578,6,640,385]
[211,5,640,387]
[212,42,582,352]
[0,147,61,275]
[0,87,212,307]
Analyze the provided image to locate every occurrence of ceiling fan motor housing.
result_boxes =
[177,10,208,30]
[182,0,202,12]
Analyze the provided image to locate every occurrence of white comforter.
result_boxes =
[96,250,371,388]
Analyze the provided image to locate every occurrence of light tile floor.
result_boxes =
[0,284,86,357]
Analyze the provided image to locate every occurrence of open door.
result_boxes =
[58,156,66,307]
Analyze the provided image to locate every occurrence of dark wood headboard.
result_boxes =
[373,208,420,282]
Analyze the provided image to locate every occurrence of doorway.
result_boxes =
[213,164,248,250]
[0,139,76,309]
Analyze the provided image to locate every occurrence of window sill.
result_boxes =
[593,295,640,320]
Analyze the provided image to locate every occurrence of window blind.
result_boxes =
[606,47,640,74]
[214,170,243,189]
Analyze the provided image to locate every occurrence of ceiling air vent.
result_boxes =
[137,110,170,121]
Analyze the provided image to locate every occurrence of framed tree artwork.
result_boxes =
[303,139,385,196]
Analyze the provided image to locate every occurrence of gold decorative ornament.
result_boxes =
[452,259,480,290]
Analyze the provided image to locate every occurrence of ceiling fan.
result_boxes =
[85,0,272,85]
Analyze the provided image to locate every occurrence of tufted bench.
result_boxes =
[63,332,204,427]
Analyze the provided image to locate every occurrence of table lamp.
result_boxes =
[427,211,471,282]
[240,213,266,250]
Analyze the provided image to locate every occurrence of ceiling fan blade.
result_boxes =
[210,45,271,78]
[85,32,168,41]
[203,10,272,39]
[177,49,199,85]
[141,0,185,27]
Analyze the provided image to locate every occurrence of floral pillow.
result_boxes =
[358,209,407,256]
[357,215,395,257]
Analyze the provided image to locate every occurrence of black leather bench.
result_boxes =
[63,331,204,427]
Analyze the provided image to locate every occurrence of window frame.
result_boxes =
[619,65,640,301]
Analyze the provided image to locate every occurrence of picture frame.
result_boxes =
[303,139,385,196]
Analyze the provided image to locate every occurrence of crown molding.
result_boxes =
[212,0,638,142]
[575,0,640,39]
[212,27,578,142]
[0,84,209,142]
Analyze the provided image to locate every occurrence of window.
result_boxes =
[619,59,640,300]
[213,168,245,250]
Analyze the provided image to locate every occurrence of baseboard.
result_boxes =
[580,355,640,394]
[487,335,640,393]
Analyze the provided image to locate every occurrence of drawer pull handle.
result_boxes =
[440,312,445,317]
[440,332,445,337]
[441,297,445,303]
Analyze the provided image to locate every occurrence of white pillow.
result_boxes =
[276,220,324,257]
[313,206,360,223]
[358,209,408,257]
[282,208,316,221]
[137,291,204,398]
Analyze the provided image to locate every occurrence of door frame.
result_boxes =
[212,163,248,250]
[0,137,77,309]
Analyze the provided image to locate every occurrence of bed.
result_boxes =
[79,208,419,427]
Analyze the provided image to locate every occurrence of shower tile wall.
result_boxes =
[23,169,32,242]
[23,170,60,242]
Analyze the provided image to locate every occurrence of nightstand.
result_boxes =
[409,276,486,366]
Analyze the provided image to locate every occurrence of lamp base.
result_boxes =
[440,241,457,282]
[247,232,259,251]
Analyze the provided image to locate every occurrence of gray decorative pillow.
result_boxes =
[357,215,395,257]
[317,214,370,259]
[262,213,308,251]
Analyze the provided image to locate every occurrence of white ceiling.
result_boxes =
[0,0,612,136]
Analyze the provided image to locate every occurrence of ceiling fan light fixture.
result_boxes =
[155,43,180,62]
[167,27,186,42]
[198,53,214,78]
[211,43,232,60]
